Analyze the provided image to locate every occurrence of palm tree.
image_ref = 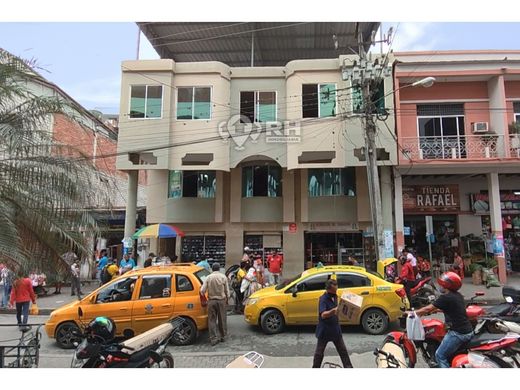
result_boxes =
[0,50,99,276]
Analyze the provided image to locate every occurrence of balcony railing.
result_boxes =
[400,135,503,161]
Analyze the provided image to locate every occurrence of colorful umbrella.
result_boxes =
[132,224,185,239]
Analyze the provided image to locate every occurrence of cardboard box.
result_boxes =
[472,270,482,285]
[338,292,364,322]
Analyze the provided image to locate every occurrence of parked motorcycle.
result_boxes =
[467,286,520,324]
[377,312,520,368]
[71,315,182,368]
[394,276,440,309]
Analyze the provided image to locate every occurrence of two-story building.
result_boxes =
[394,51,520,283]
[117,22,399,276]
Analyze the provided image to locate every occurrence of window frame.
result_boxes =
[351,81,386,115]
[175,274,195,292]
[336,272,372,289]
[175,86,213,121]
[239,90,278,123]
[302,83,338,119]
[95,276,139,303]
[241,164,282,198]
[138,274,173,300]
[308,168,356,197]
[514,102,520,123]
[168,170,216,199]
[128,85,164,120]
[294,272,332,293]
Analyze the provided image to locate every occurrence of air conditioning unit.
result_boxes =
[473,122,489,133]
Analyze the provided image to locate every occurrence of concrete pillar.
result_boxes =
[175,236,182,261]
[393,169,405,256]
[283,227,305,277]
[124,170,139,240]
[230,168,241,223]
[487,172,507,283]
[215,171,224,223]
[380,166,393,258]
[487,75,510,157]
[283,169,295,222]
[225,225,243,268]
[300,168,309,222]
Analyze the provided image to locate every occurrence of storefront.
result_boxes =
[471,191,520,272]
[403,184,461,262]
[244,232,283,263]
[180,234,226,266]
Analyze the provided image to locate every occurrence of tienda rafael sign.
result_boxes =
[403,185,460,212]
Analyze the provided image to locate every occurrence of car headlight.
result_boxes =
[244,298,258,306]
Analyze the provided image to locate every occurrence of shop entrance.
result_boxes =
[244,233,283,264]
[181,234,226,267]
[404,214,458,261]
[304,232,363,268]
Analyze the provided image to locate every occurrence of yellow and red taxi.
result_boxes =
[45,263,209,349]
[244,265,408,335]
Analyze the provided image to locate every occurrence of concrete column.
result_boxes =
[283,169,295,222]
[487,172,507,283]
[488,75,510,157]
[215,171,224,223]
[225,225,243,268]
[283,227,305,277]
[300,168,309,222]
[175,236,182,261]
[380,166,393,258]
[230,168,241,223]
[124,170,139,240]
[393,169,405,256]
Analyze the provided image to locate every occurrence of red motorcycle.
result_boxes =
[378,310,520,368]
[394,276,439,309]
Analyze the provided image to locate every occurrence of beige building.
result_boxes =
[116,54,398,276]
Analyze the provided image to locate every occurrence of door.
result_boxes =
[172,273,203,317]
[79,276,138,336]
[285,272,332,324]
[131,274,174,334]
[336,272,373,324]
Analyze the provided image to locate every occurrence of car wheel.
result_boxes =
[361,308,388,335]
[55,322,81,349]
[171,317,197,346]
[260,309,285,335]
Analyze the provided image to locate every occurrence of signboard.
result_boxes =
[493,234,504,256]
[384,230,394,258]
[471,192,520,215]
[403,185,460,212]
[308,222,359,232]
[403,226,411,236]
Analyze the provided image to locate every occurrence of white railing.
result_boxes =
[400,135,503,160]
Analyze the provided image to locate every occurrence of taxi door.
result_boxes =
[336,272,374,324]
[285,272,332,324]
[172,273,202,317]
[131,273,174,334]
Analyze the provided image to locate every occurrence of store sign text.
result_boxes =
[403,185,460,212]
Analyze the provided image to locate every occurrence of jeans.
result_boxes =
[435,330,473,368]
[312,336,353,368]
[2,283,11,307]
[16,301,30,325]
[71,276,82,298]
[208,299,227,343]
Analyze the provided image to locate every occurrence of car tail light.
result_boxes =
[395,288,407,298]
[200,292,208,307]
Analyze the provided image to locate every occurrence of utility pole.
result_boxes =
[342,29,393,263]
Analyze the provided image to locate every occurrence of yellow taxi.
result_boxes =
[244,265,408,335]
[45,263,210,349]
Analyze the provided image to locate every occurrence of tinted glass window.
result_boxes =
[96,277,138,303]
[139,275,172,300]
[176,274,194,292]
[182,171,198,197]
[240,91,255,123]
[195,269,210,284]
[130,86,146,118]
[177,87,194,119]
[146,86,162,118]
[302,84,318,118]
[319,83,336,118]
[297,273,331,292]
[337,273,371,288]
[194,87,211,119]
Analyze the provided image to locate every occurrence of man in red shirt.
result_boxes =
[399,256,416,303]
[268,251,283,285]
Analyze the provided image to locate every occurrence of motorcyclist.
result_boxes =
[414,272,473,368]
[399,255,416,302]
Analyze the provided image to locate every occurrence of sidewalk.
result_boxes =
[460,273,520,305]
[0,282,98,315]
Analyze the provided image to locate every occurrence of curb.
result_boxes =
[0,308,54,316]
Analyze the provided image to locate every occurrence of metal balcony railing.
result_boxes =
[400,135,503,161]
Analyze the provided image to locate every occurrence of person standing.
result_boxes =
[312,279,353,368]
[119,254,136,275]
[233,261,247,314]
[404,249,418,276]
[414,272,473,368]
[268,251,283,285]
[1,266,14,308]
[97,250,108,285]
[70,262,83,299]
[144,256,153,268]
[399,254,417,303]
[196,258,212,273]
[200,262,230,346]
[9,271,36,331]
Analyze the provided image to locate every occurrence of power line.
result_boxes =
[144,22,252,42]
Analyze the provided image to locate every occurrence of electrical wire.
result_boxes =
[143,22,252,42]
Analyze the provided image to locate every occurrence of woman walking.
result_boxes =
[9,271,36,331]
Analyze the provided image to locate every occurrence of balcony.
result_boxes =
[400,135,505,161]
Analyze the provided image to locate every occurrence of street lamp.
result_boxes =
[411,76,436,88]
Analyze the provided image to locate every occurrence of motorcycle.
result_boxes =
[71,316,183,368]
[394,276,440,309]
[377,311,520,368]
[469,286,520,324]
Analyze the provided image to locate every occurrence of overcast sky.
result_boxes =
[0,22,519,114]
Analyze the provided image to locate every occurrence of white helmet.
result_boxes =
[244,246,250,252]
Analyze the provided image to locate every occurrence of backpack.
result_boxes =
[100,265,111,284]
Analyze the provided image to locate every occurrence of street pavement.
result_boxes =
[0,312,430,368]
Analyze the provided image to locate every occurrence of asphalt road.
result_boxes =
[0,312,434,368]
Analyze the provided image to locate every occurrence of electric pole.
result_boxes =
[342,28,393,263]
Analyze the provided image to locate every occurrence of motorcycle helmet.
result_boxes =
[437,271,462,291]
[86,316,116,342]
